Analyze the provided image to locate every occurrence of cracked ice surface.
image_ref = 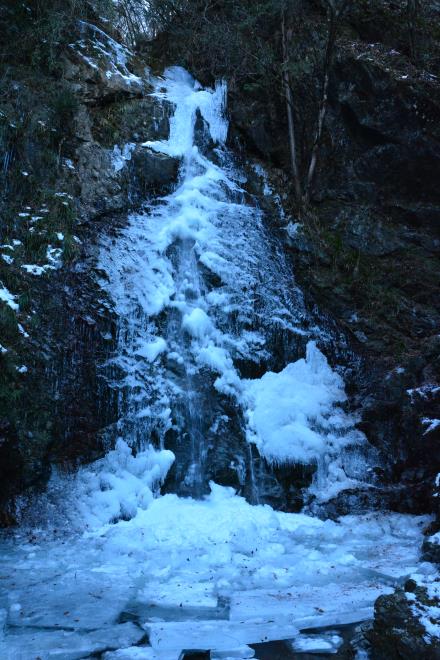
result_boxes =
[0,481,435,658]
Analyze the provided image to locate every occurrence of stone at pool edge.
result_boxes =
[367,579,440,660]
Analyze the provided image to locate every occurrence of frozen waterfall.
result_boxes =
[98,66,367,503]
[0,67,436,660]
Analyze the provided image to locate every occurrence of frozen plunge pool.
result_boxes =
[0,483,435,659]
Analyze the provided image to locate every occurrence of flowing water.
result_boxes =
[0,67,436,659]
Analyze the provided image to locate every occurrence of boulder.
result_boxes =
[368,577,440,659]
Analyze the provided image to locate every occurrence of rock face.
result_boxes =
[62,26,177,221]
[422,476,440,564]
[296,45,440,513]
[423,535,440,565]
[228,2,440,516]
[0,17,179,518]
[0,1,438,532]
[368,577,440,659]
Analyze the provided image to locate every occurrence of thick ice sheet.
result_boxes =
[0,483,434,657]
[0,624,144,660]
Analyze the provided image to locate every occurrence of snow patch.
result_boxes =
[406,574,440,641]
[22,246,62,276]
[422,418,440,435]
[0,285,18,311]
[22,264,47,276]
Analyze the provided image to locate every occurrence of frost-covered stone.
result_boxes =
[369,575,440,659]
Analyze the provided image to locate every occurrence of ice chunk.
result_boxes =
[290,631,343,653]
[182,308,213,340]
[136,338,167,362]
[104,648,177,659]
[244,341,364,465]
[112,143,136,172]
[0,623,144,660]
[145,620,299,652]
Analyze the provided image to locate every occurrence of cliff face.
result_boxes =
[228,1,440,518]
[292,45,440,515]
[0,13,178,520]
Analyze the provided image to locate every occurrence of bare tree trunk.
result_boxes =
[281,10,302,204]
[407,0,418,63]
[303,1,338,205]
[119,0,137,46]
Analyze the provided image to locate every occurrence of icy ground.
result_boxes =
[0,481,435,659]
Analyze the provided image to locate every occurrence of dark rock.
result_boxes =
[368,577,440,659]
[0,421,23,523]
[179,651,210,660]
[281,48,440,512]
[0,15,179,513]
[423,537,440,564]
[422,478,440,563]
[62,22,147,103]
[131,147,180,195]
[230,95,286,163]
[76,140,126,219]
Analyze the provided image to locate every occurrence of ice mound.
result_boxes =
[244,341,364,465]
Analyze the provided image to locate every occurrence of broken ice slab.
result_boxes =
[228,583,393,630]
[6,570,133,630]
[105,645,256,660]
[0,622,144,660]
[144,620,298,652]
[290,631,344,654]
[125,603,229,625]
[105,643,255,660]
[104,647,180,659]
[138,580,218,609]
[211,646,255,658]
[125,580,228,627]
